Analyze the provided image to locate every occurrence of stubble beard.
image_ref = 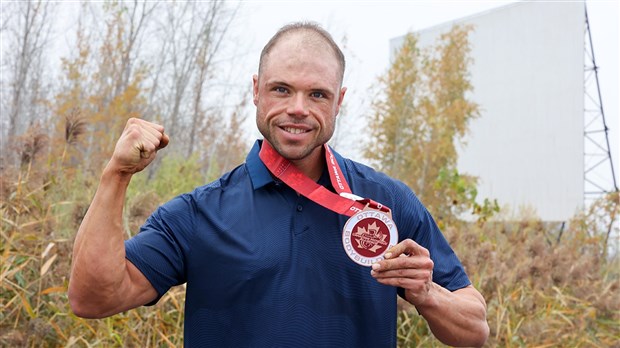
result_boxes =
[256,111,335,162]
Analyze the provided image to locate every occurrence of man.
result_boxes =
[69,22,489,347]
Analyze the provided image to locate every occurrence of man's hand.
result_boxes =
[371,238,489,347]
[109,118,169,175]
[370,239,434,306]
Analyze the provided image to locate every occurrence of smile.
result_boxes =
[283,127,309,135]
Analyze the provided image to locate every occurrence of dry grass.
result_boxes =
[397,198,620,347]
[1,173,186,347]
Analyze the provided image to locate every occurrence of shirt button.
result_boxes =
[296,205,303,212]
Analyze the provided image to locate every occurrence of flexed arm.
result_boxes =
[69,118,169,318]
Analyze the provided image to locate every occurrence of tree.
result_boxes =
[0,1,55,163]
[186,1,238,157]
[366,25,484,223]
[150,2,239,156]
[48,1,156,174]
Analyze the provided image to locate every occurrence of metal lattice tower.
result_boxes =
[583,4,618,202]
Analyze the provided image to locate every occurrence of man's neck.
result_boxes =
[290,147,325,182]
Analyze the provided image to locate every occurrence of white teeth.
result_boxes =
[284,127,305,134]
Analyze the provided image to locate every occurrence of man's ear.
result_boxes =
[252,74,259,106]
[335,87,347,116]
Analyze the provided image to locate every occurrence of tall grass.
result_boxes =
[1,122,209,346]
[397,198,620,347]
[1,123,618,346]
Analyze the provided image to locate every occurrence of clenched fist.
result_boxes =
[109,118,169,175]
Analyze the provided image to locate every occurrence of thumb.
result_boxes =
[158,133,170,150]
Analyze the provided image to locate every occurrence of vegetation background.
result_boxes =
[1,1,618,347]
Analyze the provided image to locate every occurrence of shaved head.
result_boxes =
[258,22,345,84]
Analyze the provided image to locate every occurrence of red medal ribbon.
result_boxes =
[258,140,391,217]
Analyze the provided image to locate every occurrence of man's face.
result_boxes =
[253,34,346,165]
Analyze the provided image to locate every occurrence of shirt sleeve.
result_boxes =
[391,181,471,296]
[125,193,195,304]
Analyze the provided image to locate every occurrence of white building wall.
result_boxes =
[390,1,585,221]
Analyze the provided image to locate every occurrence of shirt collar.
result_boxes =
[245,139,348,192]
[246,140,273,190]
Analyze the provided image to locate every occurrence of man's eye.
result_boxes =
[274,87,288,93]
[311,91,325,98]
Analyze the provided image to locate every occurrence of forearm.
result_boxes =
[69,167,133,316]
[411,285,489,347]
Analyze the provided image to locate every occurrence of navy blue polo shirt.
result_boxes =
[125,140,470,347]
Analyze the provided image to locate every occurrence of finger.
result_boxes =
[140,135,167,156]
[371,260,432,277]
[137,141,157,159]
[139,122,168,151]
[373,276,428,290]
[126,117,165,140]
[133,122,168,155]
[128,117,164,131]
[158,133,169,150]
[141,128,163,150]
[123,117,139,131]
[371,268,425,279]
[372,255,433,273]
[384,239,429,259]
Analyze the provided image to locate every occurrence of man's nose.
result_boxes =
[287,93,309,117]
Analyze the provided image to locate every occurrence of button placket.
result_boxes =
[291,197,310,236]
